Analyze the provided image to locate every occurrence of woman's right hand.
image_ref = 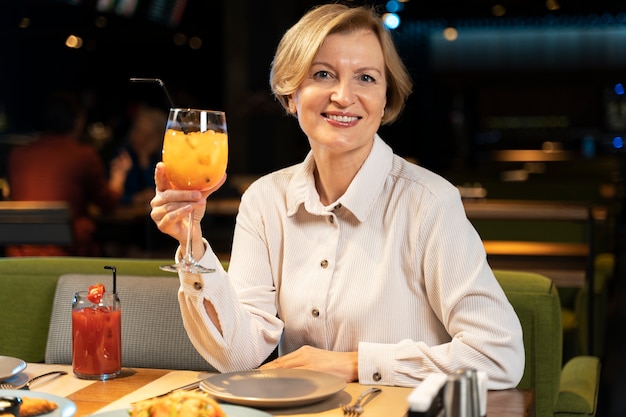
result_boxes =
[150,162,226,249]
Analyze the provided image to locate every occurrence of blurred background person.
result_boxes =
[6,89,130,256]
[110,104,167,205]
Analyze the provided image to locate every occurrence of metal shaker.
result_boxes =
[444,368,481,417]
[456,369,481,417]
[444,373,469,417]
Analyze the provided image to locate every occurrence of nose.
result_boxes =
[330,79,355,107]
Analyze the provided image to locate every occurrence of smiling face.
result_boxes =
[289,29,387,157]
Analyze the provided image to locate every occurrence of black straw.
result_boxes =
[130,77,188,134]
[104,265,117,294]
[129,77,176,109]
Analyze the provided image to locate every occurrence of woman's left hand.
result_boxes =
[259,345,358,382]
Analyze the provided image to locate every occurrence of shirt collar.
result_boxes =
[286,134,393,222]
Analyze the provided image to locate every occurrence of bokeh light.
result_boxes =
[443,27,459,41]
[386,0,404,13]
[65,34,83,49]
[383,13,400,30]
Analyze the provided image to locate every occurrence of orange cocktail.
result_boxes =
[159,108,228,273]
[72,292,121,380]
[162,128,228,190]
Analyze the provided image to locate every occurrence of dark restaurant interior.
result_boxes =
[2,0,626,415]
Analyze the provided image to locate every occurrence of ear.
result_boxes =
[287,96,297,114]
[381,96,387,119]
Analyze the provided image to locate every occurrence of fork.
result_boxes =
[340,387,382,416]
[0,370,68,390]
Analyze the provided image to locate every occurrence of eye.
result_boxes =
[358,74,377,83]
[313,70,333,80]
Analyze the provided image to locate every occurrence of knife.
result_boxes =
[132,380,203,404]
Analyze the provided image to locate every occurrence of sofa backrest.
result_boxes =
[494,269,563,417]
[46,273,217,372]
[0,257,172,363]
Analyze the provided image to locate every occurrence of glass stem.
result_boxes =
[184,211,194,264]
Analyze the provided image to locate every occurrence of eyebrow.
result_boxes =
[310,61,384,76]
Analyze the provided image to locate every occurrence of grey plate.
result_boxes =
[0,356,26,381]
[200,369,346,408]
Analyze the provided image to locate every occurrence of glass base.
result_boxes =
[73,369,120,380]
[160,262,215,274]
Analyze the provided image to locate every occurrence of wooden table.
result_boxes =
[21,364,533,417]
[0,200,72,245]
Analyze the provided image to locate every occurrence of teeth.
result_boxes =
[327,114,358,123]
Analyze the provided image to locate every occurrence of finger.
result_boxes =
[154,162,170,192]
[158,189,203,204]
[162,203,193,224]
[259,353,287,369]
[269,352,301,368]
[152,204,193,237]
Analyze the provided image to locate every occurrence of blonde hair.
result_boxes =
[270,3,413,125]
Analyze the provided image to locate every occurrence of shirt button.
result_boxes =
[373,372,382,382]
[320,259,329,268]
[334,203,342,210]
[329,216,334,224]
[312,308,320,317]
[193,282,203,291]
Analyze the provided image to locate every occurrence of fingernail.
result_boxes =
[191,191,201,199]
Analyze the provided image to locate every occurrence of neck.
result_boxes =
[314,165,353,206]
[313,141,373,206]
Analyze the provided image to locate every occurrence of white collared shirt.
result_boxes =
[178,135,524,389]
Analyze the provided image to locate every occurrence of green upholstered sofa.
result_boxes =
[0,257,174,364]
[494,269,601,417]
[0,258,600,416]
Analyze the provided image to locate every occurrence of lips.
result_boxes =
[324,113,361,124]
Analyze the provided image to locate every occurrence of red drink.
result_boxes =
[72,292,121,380]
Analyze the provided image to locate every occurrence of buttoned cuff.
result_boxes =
[358,342,393,385]
[176,238,224,297]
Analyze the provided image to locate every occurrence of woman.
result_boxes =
[150,4,525,389]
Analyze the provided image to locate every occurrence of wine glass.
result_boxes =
[159,108,228,273]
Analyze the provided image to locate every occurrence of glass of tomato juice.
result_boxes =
[71,291,121,380]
